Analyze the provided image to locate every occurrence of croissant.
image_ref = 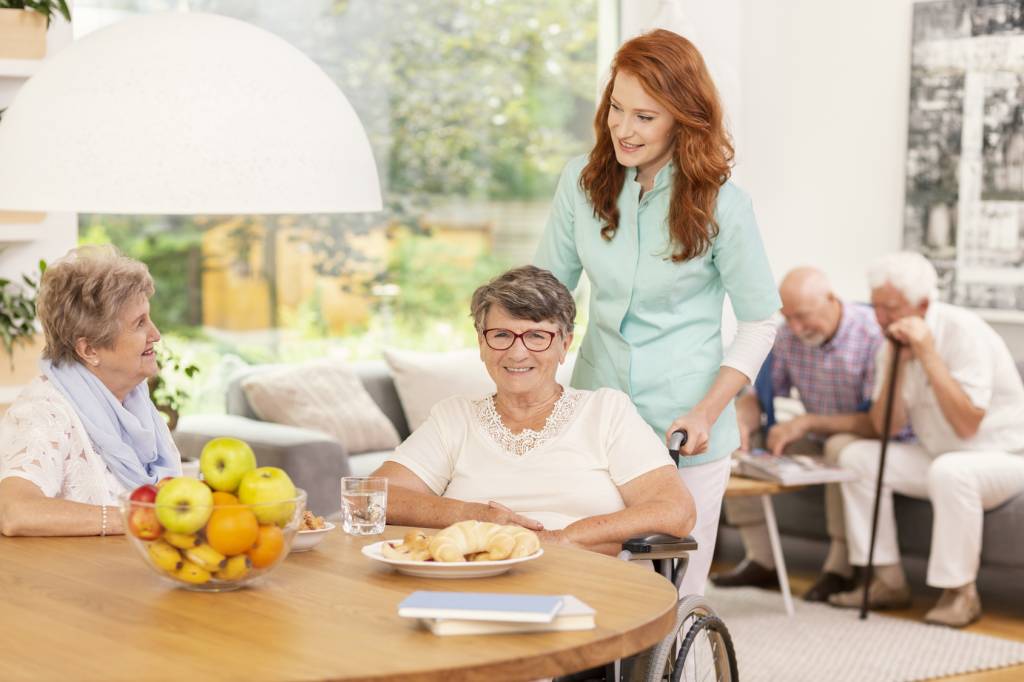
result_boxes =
[428,520,540,562]
[381,530,432,561]
[475,524,541,561]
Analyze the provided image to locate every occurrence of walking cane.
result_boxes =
[860,340,903,620]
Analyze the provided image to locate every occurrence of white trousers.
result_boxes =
[839,440,1024,588]
[677,456,732,596]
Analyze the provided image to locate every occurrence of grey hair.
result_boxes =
[36,245,155,366]
[866,251,937,306]
[470,266,576,334]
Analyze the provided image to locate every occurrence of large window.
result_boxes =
[74,1,609,416]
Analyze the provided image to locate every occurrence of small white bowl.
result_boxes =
[291,521,335,553]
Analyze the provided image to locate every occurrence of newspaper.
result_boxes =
[735,450,859,486]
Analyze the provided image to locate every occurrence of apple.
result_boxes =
[199,437,257,493]
[130,484,159,504]
[237,467,297,525]
[155,477,214,534]
[155,476,175,489]
[128,484,162,540]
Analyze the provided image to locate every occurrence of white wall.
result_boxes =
[0,11,77,283]
[737,0,915,303]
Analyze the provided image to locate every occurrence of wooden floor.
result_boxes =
[712,562,1024,681]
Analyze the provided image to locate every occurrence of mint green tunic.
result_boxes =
[535,155,780,466]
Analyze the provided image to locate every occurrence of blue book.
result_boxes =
[398,591,564,623]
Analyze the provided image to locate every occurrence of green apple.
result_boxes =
[237,467,297,525]
[199,437,257,493]
[155,477,214,534]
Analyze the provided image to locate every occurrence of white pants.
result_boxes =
[677,456,732,596]
[839,440,1024,588]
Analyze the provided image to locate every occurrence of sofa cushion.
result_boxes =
[347,450,392,478]
[382,347,577,432]
[240,360,401,455]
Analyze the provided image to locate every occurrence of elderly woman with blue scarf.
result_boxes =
[0,246,180,537]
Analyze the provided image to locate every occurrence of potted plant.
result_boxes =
[148,345,199,431]
[0,261,44,377]
[0,1,71,60]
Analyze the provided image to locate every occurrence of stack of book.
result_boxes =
[397,591,596,636]
[735,449,859,486]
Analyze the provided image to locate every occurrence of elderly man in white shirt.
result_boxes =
[829,252,1024,627]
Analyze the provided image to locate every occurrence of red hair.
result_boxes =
[580,29,734,262]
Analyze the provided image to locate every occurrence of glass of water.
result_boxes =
[340,476,388,535]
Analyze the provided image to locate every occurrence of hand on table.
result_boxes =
[485,500,544,531]
[537,529,579,548]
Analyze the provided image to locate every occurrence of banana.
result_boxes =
[147,540,183,573]
[175,561,211,585]
[215,555,251,581]
[185,543,227,572]
[164,532,200,549]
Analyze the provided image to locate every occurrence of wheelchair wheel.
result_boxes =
[670,614,736,682]
[630,595,737,682]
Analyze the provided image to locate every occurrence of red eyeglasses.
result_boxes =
[482,328,559,352]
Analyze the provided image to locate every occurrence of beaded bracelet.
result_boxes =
[100,505,108,537]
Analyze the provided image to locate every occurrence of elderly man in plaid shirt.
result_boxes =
[711,266,888,602]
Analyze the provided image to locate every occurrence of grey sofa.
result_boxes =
[173,361,411,516]
[718,365,1024,584]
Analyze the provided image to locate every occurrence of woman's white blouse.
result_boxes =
[386,387,674,530]
[0,376,178,505]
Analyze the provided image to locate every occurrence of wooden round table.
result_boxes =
[0,527,679,681]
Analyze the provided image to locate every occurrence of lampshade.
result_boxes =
[0,12,381,214]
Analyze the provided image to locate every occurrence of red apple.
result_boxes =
[128,484,162,540]
[130,484,159,503]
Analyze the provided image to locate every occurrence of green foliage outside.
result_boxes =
[79,216,205,336]
[383,229,511,336]
[327,0,598,200]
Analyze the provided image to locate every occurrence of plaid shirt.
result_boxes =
[772,301,882,415]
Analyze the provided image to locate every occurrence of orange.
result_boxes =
[247,524,285,568]
[205,506,259,556]
[212,491,239,506]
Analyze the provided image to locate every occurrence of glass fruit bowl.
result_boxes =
[119,483,307,592]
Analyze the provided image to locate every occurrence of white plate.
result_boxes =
[361,540,544,578]
[291,521,335,553]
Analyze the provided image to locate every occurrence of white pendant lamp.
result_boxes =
[0,12,381,215]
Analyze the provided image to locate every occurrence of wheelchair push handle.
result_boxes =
[668,429,688,464]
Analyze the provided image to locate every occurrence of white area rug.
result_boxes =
[704,585,1024,682]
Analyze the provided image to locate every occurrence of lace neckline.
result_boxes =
[473,388,581,457]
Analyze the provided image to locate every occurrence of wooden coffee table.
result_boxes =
[724,475,811,616]
[0,526,679,681]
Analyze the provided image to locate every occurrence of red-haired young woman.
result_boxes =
[535,29,780,595]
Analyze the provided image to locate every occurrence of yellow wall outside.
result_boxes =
[200,217,490,334]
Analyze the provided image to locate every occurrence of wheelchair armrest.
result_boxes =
[621,533,698,559]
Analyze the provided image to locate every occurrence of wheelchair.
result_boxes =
[557,431,739,682]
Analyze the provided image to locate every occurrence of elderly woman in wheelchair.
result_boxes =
[373,265,695,551]
[373,266,737,681]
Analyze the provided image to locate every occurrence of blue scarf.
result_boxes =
[41,359,181,490]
